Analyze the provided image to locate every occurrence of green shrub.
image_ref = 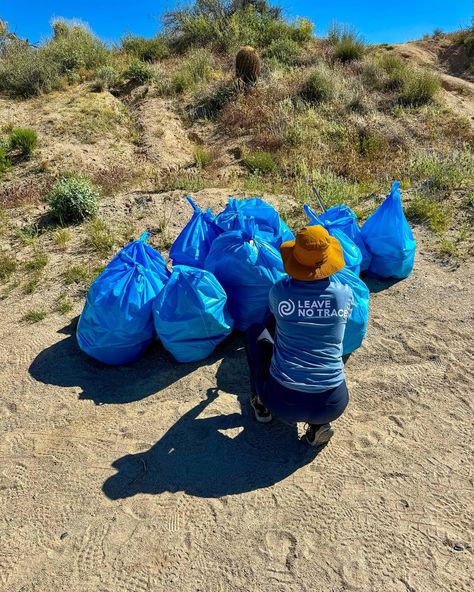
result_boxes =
[357,126,387,158]
[289,18,314,43]
[93,65,121,91]
[164,171,205,192]
[264,37,302,65]
[87,218,115,256]
[195,81,237,118]
[291,162,365,206]
[437,238,459,260]
[409,149,474,190]
[0,253,16,281]
[0,146,11,176]
[0,40,62,97]
[329,24,365,62]
[48,174,100,224]
[398,69,440,106]
[243,150,276,174]
[23,309,47,323]
[194,147,214,168]
[124,60,154,84]
[172,49,213,93]
[406,192,450,233]
[9,127,38,158]
[164,2,312,52]
[53,227,71,249]
[44,19,109,74]
[121,35,169,62]
[26,252,48,271]
[57,297,73,314]
[301,70,335,104]
[0,20,108,97]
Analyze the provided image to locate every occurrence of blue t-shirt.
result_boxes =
[269,277,353,393]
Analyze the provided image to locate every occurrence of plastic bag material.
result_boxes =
[205,223,286,331]
[304,204,363,276]
[331,267,370,356]
[169,196,221,268]
[319,205,372,272]
[77,233,170,365]
[153,265,233,363]
[361,181,416,279]
[215,197,294,248]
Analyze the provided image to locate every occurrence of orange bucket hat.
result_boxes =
[280,225,345,281]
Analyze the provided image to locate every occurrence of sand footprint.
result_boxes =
[262,530,297,584]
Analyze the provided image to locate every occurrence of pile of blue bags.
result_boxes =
[77,182,415,365]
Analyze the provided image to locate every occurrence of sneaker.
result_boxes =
[305,423,334,447]
[250,395,273,423]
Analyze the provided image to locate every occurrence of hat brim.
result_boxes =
[280,236,345,281]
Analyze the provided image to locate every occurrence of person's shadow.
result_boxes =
[102,350,319,498]
[29,320,319,497]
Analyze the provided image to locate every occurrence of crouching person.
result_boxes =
[246,225,353,447]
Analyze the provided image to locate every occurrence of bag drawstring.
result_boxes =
[186,195,199,212]
[304,204,323,226]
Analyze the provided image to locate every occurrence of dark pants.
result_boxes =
[245,322,349,425]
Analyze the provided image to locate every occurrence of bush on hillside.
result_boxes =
[398,69,440,106]
[193,81,238,119]
[0,39,63,97]
[0,146,11,176]
[121,35,170,62]
[301,69,335,104]
[9,127,38,158]
[93,65,121,91]
[48,175,100,224]
[329,24,365,62]
[263,37,302,65]
[242,149,276,174]
[164,1,312,52]
[172,49,213,93]
[43,19,108,75]
[0,19,109,97]
[409,148,474,190]
[124,60,155,84]
[455,19,474,56]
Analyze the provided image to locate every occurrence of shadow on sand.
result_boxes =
[363,274,404,294]
[102,390,319,499]
[30,320,319,497]
[29,317,233,405]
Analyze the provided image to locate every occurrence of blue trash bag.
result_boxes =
[153,265,233,363]
[304,204,363,276]
[330,267,370,356]
[205,220,286,331]
[215,197,294,248]
[361,181,416,279]
[77,232,170,365]
[169,196,221,268]
[319,205,372,272]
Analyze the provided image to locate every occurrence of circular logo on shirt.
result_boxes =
[278,299,295,316]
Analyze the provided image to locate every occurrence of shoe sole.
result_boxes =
[250,400,273,423]
[306,427,334,447]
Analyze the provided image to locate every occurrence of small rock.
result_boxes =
[60,532,69,540]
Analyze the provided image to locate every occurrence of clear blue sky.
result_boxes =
[2,1,473,45]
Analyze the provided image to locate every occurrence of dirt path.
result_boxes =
[0,225,473,591]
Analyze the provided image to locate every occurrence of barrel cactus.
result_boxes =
[235,46,261,85]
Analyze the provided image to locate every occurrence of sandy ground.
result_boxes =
[1,221,473,592]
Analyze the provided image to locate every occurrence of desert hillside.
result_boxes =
[0,3,473,591]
